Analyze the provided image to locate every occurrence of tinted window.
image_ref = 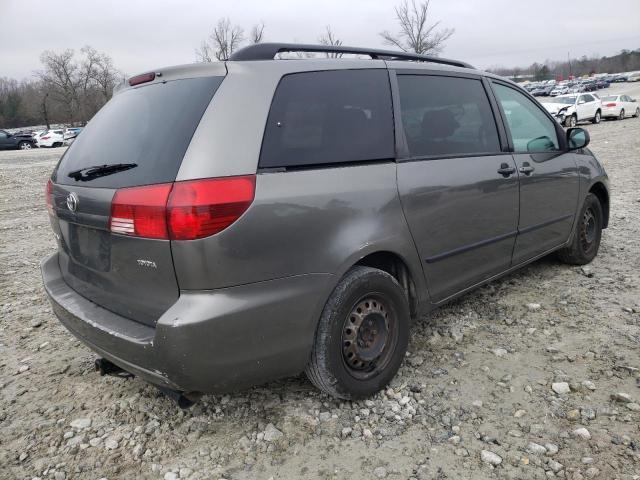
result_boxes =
[493,83,560,152]
[259,70,394,169]
[0,131,7,139]
[54,77,223,188]
[583,94,595,102]
[397,75,500,157]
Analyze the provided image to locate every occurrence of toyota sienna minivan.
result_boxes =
[41,43,609,403]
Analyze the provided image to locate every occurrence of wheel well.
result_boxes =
[589,182,609,228]
[355,251,418,319]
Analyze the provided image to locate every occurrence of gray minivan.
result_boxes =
[41,43,609,403]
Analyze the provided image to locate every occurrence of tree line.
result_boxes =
[0,46,121,129]
[488,49,640,81]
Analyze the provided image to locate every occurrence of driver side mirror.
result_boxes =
[567,127,590,150]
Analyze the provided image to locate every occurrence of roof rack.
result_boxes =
[228,43,474,69]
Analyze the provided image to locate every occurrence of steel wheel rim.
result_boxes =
[341,295,397,380]
[580,207,597,253]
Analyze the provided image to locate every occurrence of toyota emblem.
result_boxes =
[66,192,79,212]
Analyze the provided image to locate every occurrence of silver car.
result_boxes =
[41,43,610,404]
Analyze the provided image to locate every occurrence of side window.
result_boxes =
[583,94,594,102]
[259,70,394,169]
[0,131,7,139]
[492,83,560,153]
[397,75,500,157]
[578,95,587,103]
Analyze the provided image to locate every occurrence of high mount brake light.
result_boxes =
[128,72,156,86]
[108,176,256,240]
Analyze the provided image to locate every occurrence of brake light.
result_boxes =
[46,179,55,216]
[110,183,172,239]
[604,102,617,107]
[128,72,156,86]
[41,136,50,140]
[108,175,255,240]
[167,176,256,240]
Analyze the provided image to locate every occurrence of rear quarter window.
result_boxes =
[259,69,395,169]
[54,76,223,188]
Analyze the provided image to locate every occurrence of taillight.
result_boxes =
[41,136,50,140]
[168,176,256,240]
[604,102,617,107]
[46,179,55,216]
[110,183,172,239]
[108,175,255,240]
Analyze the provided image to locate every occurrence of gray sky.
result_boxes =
[1,0,639,80]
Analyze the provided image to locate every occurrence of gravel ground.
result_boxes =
[1,82,640,480]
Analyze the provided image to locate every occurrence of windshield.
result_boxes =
[546,97,576,104]
[53,76,223,188]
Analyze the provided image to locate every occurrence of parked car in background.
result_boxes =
[41,43,609,402]
[542,93,602,127]
[610,74,627,83]
[0,129,38,150]
[550,85,570,96]
[627,72,640,82]
[570,84,586,93]
[532,85,554,96]
[64,127,83,140]
[36,129,65,147]
[595,79,610,89]
[600,94,639,120]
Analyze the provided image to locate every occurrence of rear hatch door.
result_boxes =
[49,75,224,326]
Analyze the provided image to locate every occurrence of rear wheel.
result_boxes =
[18,141,32,150]
[619,109,625,120]
[557,193,603,265]
[634,107,640,118]
[305,266,410,399]
[52,142,63,147]
[591,110,601,124]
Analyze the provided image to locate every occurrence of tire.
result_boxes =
[634,107,640,118]
[591,110,601,124]
[565,115,577,128]
[18,141,32,150]
[557,193,603,265]
[52,142,62,148]
[619,109,625,120]
[305,266,410,400]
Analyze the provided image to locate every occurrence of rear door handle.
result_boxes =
[519,162,535,175]
[497,163,516,177]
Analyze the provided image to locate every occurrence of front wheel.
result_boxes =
[305,266,410,399]
[634,107,640,118]
[565,115,577,128]
[557,193,603,265]
[619,109,625,120]
[591,110,601,124]
[18,141,32,150]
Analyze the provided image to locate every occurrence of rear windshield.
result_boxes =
[54,76,223,188]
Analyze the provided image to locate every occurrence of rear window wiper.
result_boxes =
[68,163,138,181]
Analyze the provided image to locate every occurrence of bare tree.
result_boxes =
[196,18,245,62]
[318,26,343,58]
[250,22,265,44]
[380,0,454,55]
[36,47,119,125]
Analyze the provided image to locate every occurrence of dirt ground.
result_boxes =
[1,82,639,480]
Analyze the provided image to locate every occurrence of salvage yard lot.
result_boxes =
[1,81,639,480]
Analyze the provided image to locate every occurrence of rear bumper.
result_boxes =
[601,107,621,117]
[41,252,333,393]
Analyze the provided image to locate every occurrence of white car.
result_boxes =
[627,72,640,82]
[600,94,639,120]
[36,129,65,148]
[542,93,602,127]
[549,85,570,96]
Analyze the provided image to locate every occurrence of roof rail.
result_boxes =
[228,43,474,69]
